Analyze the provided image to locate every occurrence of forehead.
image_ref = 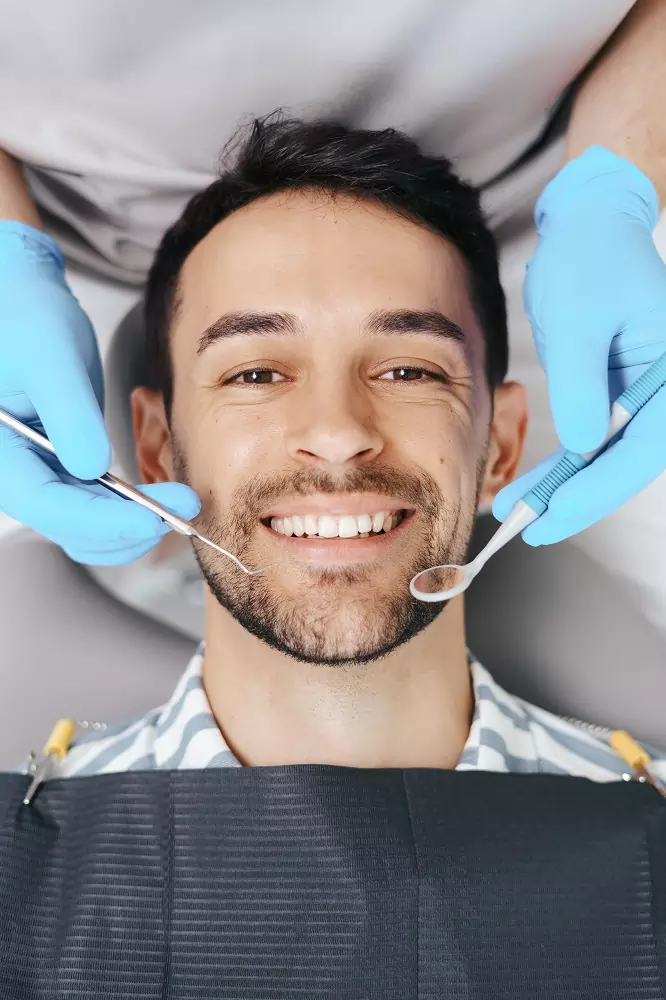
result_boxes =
[175,189,481,342]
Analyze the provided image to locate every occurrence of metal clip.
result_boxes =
[22,719,107,806]
[611,730,666,799]
[23,719,77,806]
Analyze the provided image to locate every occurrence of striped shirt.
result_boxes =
[35,643,666,783]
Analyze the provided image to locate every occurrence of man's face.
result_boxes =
[136,190,524,665]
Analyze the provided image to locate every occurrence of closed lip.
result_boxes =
[260,494,415,519]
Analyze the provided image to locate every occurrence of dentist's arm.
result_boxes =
[0,149,41,225]
[0,147,200,563]
[566,0,666,196]
[495,0,666,544]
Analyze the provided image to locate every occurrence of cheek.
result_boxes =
[394,404,483,504]
[179,408,280,501]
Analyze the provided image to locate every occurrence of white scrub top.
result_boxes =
[0,0,634,283]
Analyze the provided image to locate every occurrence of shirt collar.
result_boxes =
[459,656,541,773]
[152,643,240,770]
[153,643,540,773]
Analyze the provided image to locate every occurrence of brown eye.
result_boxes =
[379,366,444,382]
[229,369,282,385]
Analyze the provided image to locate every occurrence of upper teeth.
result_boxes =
[268,511,404,538]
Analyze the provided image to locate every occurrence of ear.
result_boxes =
[478,381,528,510]
[130,386,174,484]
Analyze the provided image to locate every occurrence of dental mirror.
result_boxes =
[409,499,537,603]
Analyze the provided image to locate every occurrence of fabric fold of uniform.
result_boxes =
[1,767,665,998]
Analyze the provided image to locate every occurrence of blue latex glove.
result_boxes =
[0,221,201,564]
[494,146,666,545]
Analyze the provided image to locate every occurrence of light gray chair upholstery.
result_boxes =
[466,516,666,747]
[0,529,196,768]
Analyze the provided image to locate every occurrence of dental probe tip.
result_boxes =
[191,531,276,575]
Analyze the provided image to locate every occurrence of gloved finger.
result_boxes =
[28,477,203,543]
[0,426,200,542]
[492,449,565,522]
[136,482,202,521]
[25,331,111,480]
[521,383,666,546]
[59,520,172,555]
[542,313,612,454]
[0,431,158,539]
[61,484,203,564]
[56,480,201,545]
[62,536,162,567]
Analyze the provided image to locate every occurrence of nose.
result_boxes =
[286,379,384,469]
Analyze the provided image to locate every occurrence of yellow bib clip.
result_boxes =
[610,730,666,799]
[23,718,77,807]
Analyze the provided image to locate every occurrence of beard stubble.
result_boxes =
[173,444,483,667]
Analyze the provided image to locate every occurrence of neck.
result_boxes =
[201,594,473,769]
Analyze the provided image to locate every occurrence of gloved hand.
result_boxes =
[0,221,201,564]
[494,146,666,545]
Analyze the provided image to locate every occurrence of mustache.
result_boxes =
[232,464,443,521]
[172,440,462,540]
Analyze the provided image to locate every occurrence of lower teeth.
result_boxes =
[300,525,395,539]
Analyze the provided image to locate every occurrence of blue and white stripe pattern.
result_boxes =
[41,643,666,782]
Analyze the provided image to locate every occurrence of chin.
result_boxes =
[194,534,447,664]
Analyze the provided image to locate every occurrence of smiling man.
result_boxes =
[52,115,665,779]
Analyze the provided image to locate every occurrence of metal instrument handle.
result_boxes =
[0,406,195,537]
[97,474,195,536]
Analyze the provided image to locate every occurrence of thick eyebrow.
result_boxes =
[196,312,302,355]
[195,307,466,356]
[364,309,466,343]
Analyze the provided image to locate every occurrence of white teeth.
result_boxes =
[318,515,339,538]
[356,513,372,533]
[338,515,359,538]
[304,514,318,535]
[372,512,386,533]
[268,509,406,538]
